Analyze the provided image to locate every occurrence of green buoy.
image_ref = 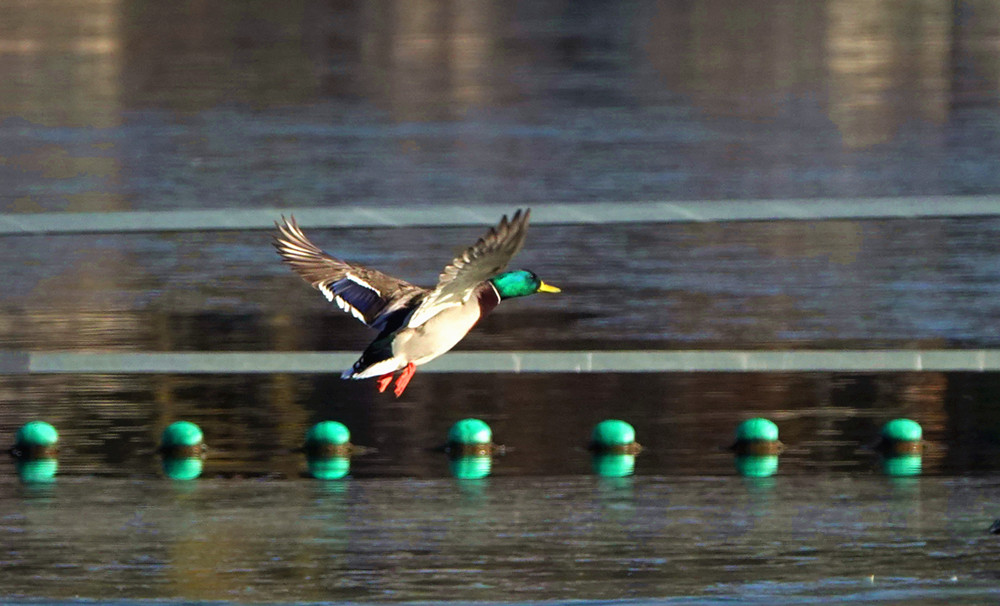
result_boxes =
[882,418,922,442]
[878,418,922,455]
[589,420,642,454]
[11,421,59,483]
[449,418,492,445]
[12,421,59,459]
[160,421,205,452]
[877,419,922,476]
[304,421,353,457]
[158,421,206,479]
[303,421,354,480]
[731,418,783,455]
[736,418,779,442]
[447,418,495,455]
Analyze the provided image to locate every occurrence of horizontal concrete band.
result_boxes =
[3,350,1000,374]
[1,196,998,234]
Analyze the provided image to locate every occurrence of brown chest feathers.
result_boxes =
[475,281,501,319]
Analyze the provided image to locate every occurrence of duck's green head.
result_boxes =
[490,270,561,299]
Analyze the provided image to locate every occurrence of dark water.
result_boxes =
[4,0,1000,604]
[2,0,1000,210]
[4,370,1000,480]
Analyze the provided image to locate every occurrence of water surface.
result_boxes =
[4,1,1000,604]
[3,476,1000,604]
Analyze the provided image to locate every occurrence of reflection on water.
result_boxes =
[3,371,1000,479]
[2,0,1000,212]
[2,476,1000,603]
[3,219,1000,352]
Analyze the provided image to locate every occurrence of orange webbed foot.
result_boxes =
[375,373,394,393]
[393,363,416,398]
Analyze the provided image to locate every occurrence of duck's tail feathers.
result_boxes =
[343,333,402,379]
[342,357,402,380]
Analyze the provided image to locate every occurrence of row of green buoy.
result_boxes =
[7,417,925,483]
[729,417,925,478]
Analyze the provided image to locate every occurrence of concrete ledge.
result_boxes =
[7,349,1000,374]
[1,196,998,234]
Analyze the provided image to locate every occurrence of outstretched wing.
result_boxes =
[407,209,531,328]
[273,216,427,328]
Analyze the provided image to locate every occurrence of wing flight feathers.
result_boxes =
[273,216,426,327]
[407,209,531,328]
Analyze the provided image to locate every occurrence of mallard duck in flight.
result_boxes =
[273,210,559,397]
